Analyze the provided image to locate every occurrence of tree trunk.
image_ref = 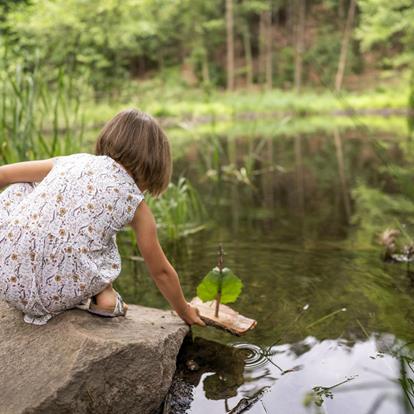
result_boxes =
[259,11,266,85]
[294,0,306,92]
[287,0,294,44]
[226,0,235,91]
[242,22,253,88]
[338,0,345,20]
[265,5,272,90]
[335,0,356,92]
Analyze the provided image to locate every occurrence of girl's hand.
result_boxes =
[178,303,206,327]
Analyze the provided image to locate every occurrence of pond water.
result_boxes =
[116,122,414,414]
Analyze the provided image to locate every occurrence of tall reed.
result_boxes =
[0,43,86,163]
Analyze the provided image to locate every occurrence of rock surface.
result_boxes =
[0,301,189,414]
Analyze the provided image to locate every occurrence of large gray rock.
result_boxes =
[0,301,189,414]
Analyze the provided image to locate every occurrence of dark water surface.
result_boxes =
[117,126,414,413]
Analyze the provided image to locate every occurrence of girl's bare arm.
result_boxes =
[129,201,205,326]
[0,160,54,188]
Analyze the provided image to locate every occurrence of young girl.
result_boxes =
[0,108,205,327]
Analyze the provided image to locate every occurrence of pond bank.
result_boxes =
[0,301,188,414]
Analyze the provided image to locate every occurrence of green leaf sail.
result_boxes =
[197,268,220,302]
[197,267,243,304]
[220,268,243,303]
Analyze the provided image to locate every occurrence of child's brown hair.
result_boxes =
[95,108,171,196]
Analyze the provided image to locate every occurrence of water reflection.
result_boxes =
[176,336,247,400]
[173,335,414,414]
[117,128,414,413]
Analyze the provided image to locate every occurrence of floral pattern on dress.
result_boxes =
[0,153,144,325]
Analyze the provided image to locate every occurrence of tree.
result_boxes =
[177,0,224,86]
[5,0,158,89]
[335,0,357,91]
[241,17,254,88]
[356,0,414,133]
[4,0,225,90]
[226,0,235,90]
[294,0,306,92]
[264,4,273,89]
[238,0,269,88]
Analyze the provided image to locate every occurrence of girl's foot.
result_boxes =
[92,284,128,316]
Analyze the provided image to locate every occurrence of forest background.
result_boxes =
[0,0,412,165]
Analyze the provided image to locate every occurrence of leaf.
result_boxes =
[197,267,243,304]
[196,268,220,302]
[220,268,243,303]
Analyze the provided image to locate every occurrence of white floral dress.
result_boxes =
[0,153,144,325]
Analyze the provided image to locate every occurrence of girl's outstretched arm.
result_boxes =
[0,159,54,188]
[129,201,205,327]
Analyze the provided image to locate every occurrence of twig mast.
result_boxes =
[215,244,224,317]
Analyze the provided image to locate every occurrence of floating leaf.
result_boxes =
[197,267,243,304]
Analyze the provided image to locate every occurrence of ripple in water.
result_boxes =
[232,343,269,368]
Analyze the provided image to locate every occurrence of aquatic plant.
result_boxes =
[303,376,357,411]
[145,177,206,240]
[117,177,206,254]
[196,244,243,317]
[398,354,414,411]
[378,340,414,411]
[351,184,414,248]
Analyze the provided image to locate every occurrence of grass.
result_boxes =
[77,76,411,146]
[82,81,410,125]
[146,177,207,240]
[165,115,409,146]
[0,49,86,163]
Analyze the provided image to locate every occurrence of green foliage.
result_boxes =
[356,0,414,114]
[304,25,361,85]
[350,183,414,247]
[146,177,206,240]
[3,0,225,91]
[276,47,295,87]
[197,267,243,304]
[5,0,410,94]
[4,0,158,90]
[0,43,86,163]
[352,184,414,225]
[357,0,414,54]
[304,27,341,85]
[409,70,414,136]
